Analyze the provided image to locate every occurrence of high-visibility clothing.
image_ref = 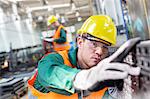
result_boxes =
[53,25,70,51]
[28,50,108,99]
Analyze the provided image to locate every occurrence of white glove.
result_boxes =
[73,39,141,90]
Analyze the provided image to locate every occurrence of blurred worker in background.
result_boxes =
[47,15,70,52]
[28,15,140,99]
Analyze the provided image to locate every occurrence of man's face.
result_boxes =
[51,22,56,29]
[47,22,56,30]
[77,36,109,69]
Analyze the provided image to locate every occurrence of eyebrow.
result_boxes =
[82,35,111,46]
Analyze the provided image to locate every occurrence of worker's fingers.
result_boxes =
[105,63,130,71]
[101,71,128,81]
[128,66,141,75]
[105,63,141,76]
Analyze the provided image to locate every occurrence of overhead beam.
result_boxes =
[29,3,70,11]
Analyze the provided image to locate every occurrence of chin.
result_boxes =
[88,62,97,68]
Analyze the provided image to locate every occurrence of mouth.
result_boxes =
[92,57,101,63]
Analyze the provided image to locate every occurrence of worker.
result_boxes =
[28,15,140,99]
[47,15,70,52]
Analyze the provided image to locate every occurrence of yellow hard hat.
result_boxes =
[77,15,116,45]
[47,15,58,26]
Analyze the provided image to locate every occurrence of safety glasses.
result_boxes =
[82,36,109,53]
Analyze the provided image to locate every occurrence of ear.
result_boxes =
[77,37,84,48]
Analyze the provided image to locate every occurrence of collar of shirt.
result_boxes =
[68,48,81,69]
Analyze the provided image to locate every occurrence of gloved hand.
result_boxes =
[73,39,141,90]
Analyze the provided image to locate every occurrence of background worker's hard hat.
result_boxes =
[77,15,117,45]
[47,15,58,26]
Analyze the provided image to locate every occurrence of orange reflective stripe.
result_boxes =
[37,92,78,99]
[58,50,75,68]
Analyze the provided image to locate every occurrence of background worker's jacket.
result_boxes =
[28,48,114,99]
[53,25,70,51]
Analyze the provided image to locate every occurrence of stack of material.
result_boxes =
[0,77,26,99]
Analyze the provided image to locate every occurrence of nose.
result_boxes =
[94,46,103,56]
